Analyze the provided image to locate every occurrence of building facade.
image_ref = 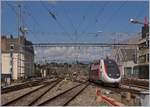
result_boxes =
[136,25,149,79]
[111,25,149,79]
[111,36,139,77]
[1,35,34,80]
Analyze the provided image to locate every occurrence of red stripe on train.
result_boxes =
[98,66,100,79]
[104,63,108,80]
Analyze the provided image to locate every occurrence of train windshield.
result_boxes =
[104,59,120,78]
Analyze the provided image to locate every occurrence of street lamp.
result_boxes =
[130,17,149,26]
[130,18,144,25]
[20,26,28,36]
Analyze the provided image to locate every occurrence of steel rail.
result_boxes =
[1,78,54,94]
[1,79,43,94]
[28,79,62,106]
[38,81,89,106]
[89,82,142,94]
[63,83,89,106]
[121,84,149,90]
[130,84,149,90]
[2,79,59,106]
[121,78,149,87]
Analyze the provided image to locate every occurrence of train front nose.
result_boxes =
[108,73,120,79]
[104,59,121,79]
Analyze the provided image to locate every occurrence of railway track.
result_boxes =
[129,84,149,90]
[1,78,54,94]
[121,78,149,88]
[37,82,89,106]
[2,79,61,106]
[120,84,149,92]
[121,82,149,91]
[89,82,146,94]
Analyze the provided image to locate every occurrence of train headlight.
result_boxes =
[109,74,111,76]
[116,74,119,76]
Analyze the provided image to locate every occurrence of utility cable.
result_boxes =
[81,1,109,36]
[40,1,74,41]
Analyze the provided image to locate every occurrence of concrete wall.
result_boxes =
[1,36,34,80]
[24,51,34,78]
[2,52,34,80]
[2,53,22,79]
[122,61,136,77]
[2,53,10,74]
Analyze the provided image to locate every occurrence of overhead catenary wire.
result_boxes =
[91,1,127,44]
[5,2,40,42]
[99,1,126,31]
[60,6,80,64]
[40,1,74,41]
[16,13,40,42]
[23,4,65,42]
[46,1,78,43]
[5,2,24,31]
[94,2,109,24]
[21,4,46,42]
[80,1,109,36]
[23,6,41,27]
[62,7,78,39]
[125,3,148,33]
[75,3,92,33]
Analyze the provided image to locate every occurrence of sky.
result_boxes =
[1,1,149,63]
[1,1,149,43]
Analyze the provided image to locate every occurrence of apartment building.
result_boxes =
[111,25,149,79]
[1,35,34,80]
[110,35,139,77]
[136,25,149,79]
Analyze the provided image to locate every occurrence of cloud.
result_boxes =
[34,46,112,63]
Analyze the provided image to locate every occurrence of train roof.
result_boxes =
[91,58,116,64]
[93,60,100,63]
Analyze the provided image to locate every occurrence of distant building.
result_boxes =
[111,25,149,79]
[1,35,34,80]
[136,25,149,79]
[111,36,139,78]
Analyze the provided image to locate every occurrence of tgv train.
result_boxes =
[89,58,121,87]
